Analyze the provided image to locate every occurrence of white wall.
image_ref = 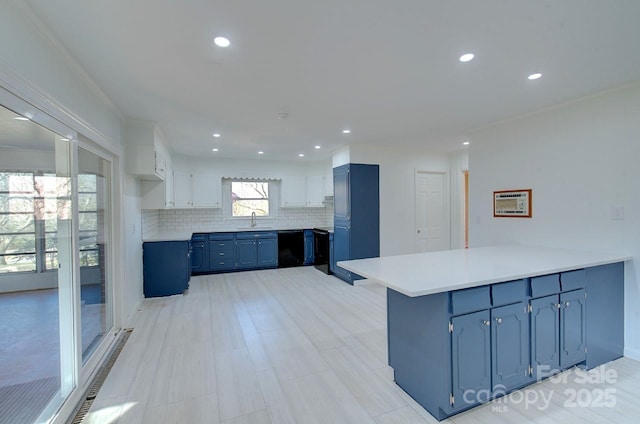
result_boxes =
[348,145,453,256]
[468,82,640,359]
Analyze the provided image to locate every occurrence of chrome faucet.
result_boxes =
[250,211,257,227]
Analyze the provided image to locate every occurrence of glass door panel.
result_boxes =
[0,105,76,423]
[77,147,112,363]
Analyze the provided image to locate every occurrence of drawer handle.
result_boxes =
[219,253,224,256]
[483,320,491,326]
[495,317,502,324]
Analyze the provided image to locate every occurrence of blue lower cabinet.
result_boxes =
[143,240,190,298]
[332,222,352,283]
[257,238,278,267]
[560,289,586,368]
[450,310,491,412]
[236,231,278,270]
[491,302,531,391]
[191,240,205,272]
[303,229,314,265]
[531,294,561,377]
[387,263,622,421]
[236,239,258,269]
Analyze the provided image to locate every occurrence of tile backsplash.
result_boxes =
[142,205,333,239]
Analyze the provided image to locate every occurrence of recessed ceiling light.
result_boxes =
[212,148,219,152]
[214,36,230,47]
[13,116,29,121]
[463,141,470,146]
[459,53,475,62]
[258,151,264,155]
[298,153,304,157]
[342,129,351,134]
[213,133,221,138]
[314,145,321,149]
[528,73,542,80]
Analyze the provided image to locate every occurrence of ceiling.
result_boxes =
[24,0,640,161]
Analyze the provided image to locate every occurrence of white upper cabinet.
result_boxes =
[173,171,192,208]
[125,121,172,181]
[192,173,221,208]
[173,172,221,209]
[141,161,174,209]
[306,175,325,207]
[281,175,326,208]
[281,175,307,207]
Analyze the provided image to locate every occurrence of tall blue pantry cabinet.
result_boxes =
[332,163,380,284]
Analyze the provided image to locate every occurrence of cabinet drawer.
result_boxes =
[237,231,277,239]
[191,233,206,243]
[531,274,560,297]
[210,259,235,270]
[209,233,234,241]
[491,279,526,307]
[450,286,491,315]
[211,247,234,258]
[561,269,585,292]
[210,240,233,249]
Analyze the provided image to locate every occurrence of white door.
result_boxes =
[415,171,450,252]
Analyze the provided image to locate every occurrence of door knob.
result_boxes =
[483,320,491,326]
[495,317,502,324]
[564,301,570,307]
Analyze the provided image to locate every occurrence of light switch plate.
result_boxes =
[611,206,625,220]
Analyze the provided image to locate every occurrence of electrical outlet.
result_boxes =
[611,206,625,220]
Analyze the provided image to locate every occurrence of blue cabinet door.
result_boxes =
[491,302,531,391]
[191,241,206,273]
[332,221,352,283]
[303,230,314,265]
[143,241,190,298]
[257,238,278,267]
[451,310,491,412]
[333,165,350,220]
[236,239,257,269]
[560,289,586,367]
[531,295,560,378]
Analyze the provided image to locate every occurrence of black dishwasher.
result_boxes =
[277,230,304,268]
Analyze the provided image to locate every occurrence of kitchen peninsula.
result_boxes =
[338,245,630,420]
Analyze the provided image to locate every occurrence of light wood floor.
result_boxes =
[86,267,640,424]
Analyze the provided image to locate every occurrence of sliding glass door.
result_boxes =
[0,92,115,423]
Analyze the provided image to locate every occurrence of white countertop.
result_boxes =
[338,245,631,297]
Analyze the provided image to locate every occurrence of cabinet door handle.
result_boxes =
[483,320,491,326]
[564,301,570,307]
[554,303,562,309]
[495,317,502,324]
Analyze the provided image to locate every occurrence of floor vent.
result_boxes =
[70,328,133,424]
